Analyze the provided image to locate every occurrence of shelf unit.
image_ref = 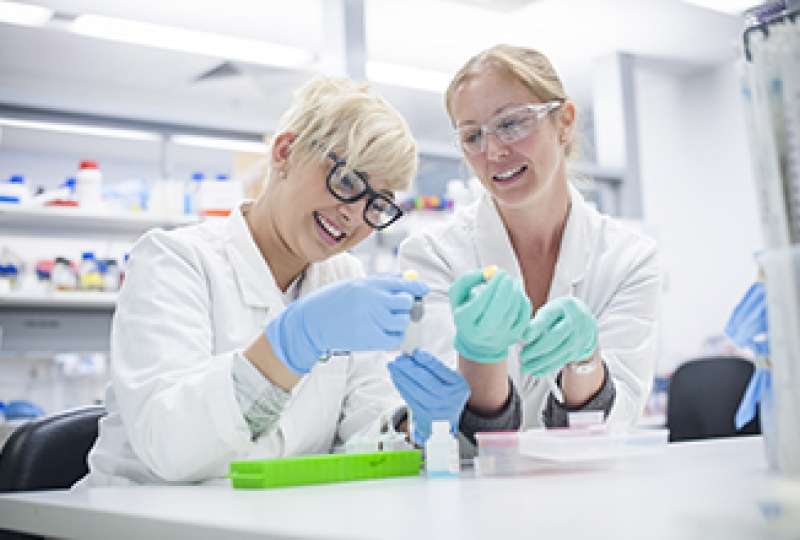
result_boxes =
[0,207,195,356]
[0,291,117,310]
[0,206,198,239]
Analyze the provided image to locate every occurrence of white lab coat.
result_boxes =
[83,204,401,485]
[398,184,660,428]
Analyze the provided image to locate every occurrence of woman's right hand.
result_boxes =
[449,268,531,363]
[266,276,429,374]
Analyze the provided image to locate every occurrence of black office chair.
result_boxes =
[666,356,760,442]
[0,405,105,492]
[0,405,105,540]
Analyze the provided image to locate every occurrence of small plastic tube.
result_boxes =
[400,269,425,356]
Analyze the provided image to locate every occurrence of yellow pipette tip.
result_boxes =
[402,269,419,281]
[482,265,498,282]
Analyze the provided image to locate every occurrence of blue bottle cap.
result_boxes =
[64,177,77,191]
[96,260,108,273]
[81,251,95,260]
[191,172,205,182]
[215,174,229,181]
[5,400,44,420]
[9,175,24,184]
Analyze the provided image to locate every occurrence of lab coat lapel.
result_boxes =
[473,192,524,284]
[548,184,596,301]
[223,203,284,309]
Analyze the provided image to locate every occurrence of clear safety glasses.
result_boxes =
[454,100,563,155]
[325,151,403,230]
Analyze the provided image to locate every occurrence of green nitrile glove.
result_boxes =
[520,296,598,376]
[449,268,531,363]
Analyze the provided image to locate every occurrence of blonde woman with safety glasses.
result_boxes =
[80,77,456,485]
[397,45,661,454]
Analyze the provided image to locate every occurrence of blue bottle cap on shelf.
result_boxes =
[63,177,77,191]
[82,251,95,260]
[215,174,229,181]
[96,260,108,273]
[191,172,205,182]
[5,400,44,420]
[9,175,24,184]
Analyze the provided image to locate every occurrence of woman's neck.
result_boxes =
[499,179,571,260]
[244,198,307,292]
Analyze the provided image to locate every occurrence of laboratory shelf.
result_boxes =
[0,206,198,239]
[0,291,117,310]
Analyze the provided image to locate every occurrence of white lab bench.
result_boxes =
[0,436,797,540]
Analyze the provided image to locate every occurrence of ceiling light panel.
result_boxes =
[0,1,53,26]
[70,14,314,68]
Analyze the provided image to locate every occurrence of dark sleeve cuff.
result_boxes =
[458,377,522,445]
[542,361,616,428]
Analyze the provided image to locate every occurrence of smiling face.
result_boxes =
[270,139,394,264]
[450,66,573,211]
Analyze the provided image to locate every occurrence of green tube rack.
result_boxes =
[229,449,422,489]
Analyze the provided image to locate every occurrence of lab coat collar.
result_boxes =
[223,202,284,309]
[473,183,597,300]
[548,183,597,300]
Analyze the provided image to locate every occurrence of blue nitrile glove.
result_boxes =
[449,268,531,363]
[520,296,598,376]
[266,276,429,375]
[387,350,471,445]
[735,368,771,430]
[725,282,769,357]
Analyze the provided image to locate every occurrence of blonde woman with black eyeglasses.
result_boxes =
[79,77,462,486]
[397,45,661,455]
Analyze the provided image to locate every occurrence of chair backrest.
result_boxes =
[667,356,760,442]
[0,405,106,492]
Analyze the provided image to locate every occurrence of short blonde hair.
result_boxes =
[445,44,577,158]
[272,76,417,192]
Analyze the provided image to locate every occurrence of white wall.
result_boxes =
[636,60,763,374]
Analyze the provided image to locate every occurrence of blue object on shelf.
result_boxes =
[4,400,44,420]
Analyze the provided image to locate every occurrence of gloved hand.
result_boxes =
[449,268,531,363]
[520,296,598,376]
[387,350,471,445]
[266,276,429,375]
[725,282,768,357]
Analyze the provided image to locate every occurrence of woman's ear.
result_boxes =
[558,100,576,144]
[271,132,296,175]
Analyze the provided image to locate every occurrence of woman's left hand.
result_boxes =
[520,297,598,376]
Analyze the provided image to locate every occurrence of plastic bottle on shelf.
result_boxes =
[197,173,241,217]
[119,253,129,288]
[425,420,460,478]
[0,264,18,293]
[0,175,31,205]
[39,177,78,207]
[184,172,204,215]
[51,257,77,291]
[78,251,103,291]
[75,160,104,210]
[102,259,120,292]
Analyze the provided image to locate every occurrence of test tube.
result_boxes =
[400,269,425,356]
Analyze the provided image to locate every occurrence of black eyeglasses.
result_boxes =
[324,151,403,230]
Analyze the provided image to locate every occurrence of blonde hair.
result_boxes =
[271,76,417,191]
[445,44,577,159]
